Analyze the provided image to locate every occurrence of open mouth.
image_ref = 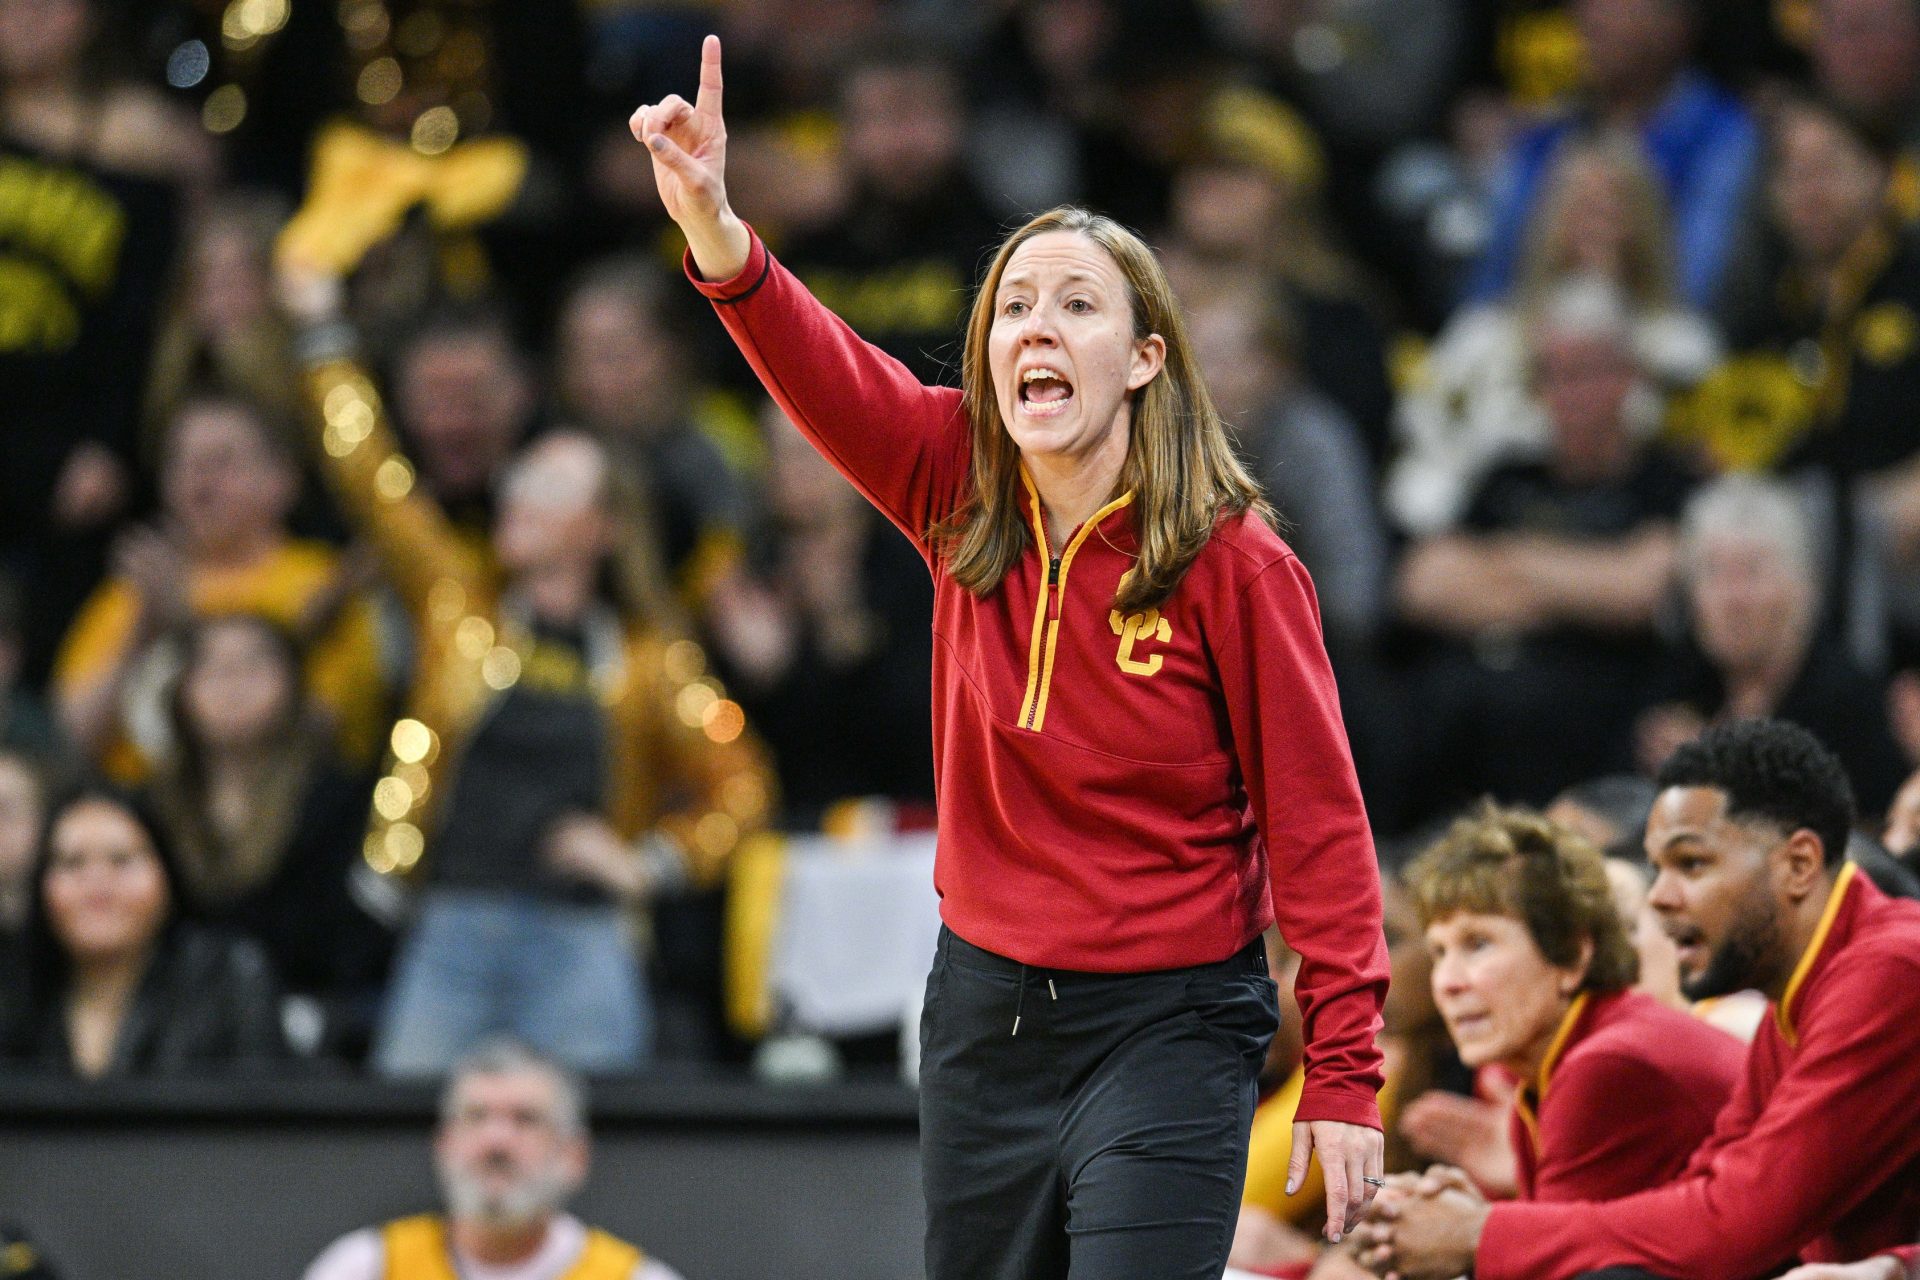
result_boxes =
[1665,923,1707,967]
[1018,366,1074,415]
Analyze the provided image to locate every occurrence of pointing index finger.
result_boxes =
[696,33,724,119]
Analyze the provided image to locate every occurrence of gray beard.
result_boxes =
[438,1162,571,1231]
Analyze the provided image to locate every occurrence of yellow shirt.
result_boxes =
[379,1215,640,1280]
[54,540,386,778]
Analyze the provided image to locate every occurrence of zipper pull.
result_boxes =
[1047,556,1062,620]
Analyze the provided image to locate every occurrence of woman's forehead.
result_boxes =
[1427,907,1523,938]
[999,230,1124,291]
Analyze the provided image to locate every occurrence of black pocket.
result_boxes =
[918,949,947,1061]
[1182,969,1280,1064]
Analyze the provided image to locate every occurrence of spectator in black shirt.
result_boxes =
[1703,91,1920,478]
[780,40,1003,385]
[554,257,752,608]
[145,615,391,1060]
[0,0,202,682]
[392,305,537,545]
[1696,94,1920,668]
[1,784,284,1078]
[1397,277,1692,811]
[706,401,935,824]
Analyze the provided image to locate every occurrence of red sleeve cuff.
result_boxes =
[1294,1084,1382,1131]
[684,225,769,302]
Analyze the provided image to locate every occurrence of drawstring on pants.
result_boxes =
[1011,968,1061,1036]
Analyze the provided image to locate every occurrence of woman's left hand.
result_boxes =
[1290,1119,1385,1243]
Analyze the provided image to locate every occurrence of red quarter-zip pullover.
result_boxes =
[690,231,1388,1128]
[1479,866,1920,1279]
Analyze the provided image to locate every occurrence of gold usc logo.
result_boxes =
[1108,608,1172,676]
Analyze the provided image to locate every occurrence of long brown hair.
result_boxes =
[151,614,318,906]
[933,207,1271,613]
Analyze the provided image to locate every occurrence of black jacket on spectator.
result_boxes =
[0,138,180,683]
[1775,220,1920,479]
[1,925,284,1078]
[1704,217,1920,478]
[720,512,936,825]
[161,766,392,1006]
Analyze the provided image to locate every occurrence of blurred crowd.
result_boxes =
[4,0,1920,1106]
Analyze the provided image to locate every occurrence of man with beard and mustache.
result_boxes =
[303,1040,682,1280]
[1359,719,1920,1280]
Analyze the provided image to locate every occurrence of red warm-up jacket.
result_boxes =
[690,230,1388,1127]
[1508,989,1743,1203]
[1479,865,1920,1280]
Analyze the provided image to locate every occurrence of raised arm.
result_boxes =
[632,37,969,552]
[272,272,487,613]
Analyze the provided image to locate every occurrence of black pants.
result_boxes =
[919,926,1279,1280]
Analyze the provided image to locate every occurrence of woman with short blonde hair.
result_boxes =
[1405,805,1741,1203]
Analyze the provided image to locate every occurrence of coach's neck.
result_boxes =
[1024,423,1130,558]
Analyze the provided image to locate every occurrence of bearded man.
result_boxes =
[303,1039,682,1280]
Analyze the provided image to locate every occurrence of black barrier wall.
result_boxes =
[0,1078,924,1280]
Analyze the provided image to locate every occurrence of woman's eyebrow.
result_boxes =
[999,269,1104,290]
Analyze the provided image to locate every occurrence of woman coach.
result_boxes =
[634,37,1389,1277]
